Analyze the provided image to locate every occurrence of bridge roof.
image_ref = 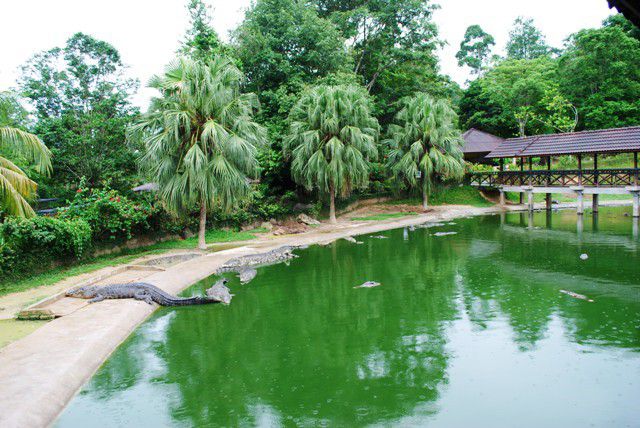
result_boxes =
[462,128,504,154]
[486,126,640,158]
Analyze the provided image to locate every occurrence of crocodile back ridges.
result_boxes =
[132,283,215,306]
[66,282,222,306]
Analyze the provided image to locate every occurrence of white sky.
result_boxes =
[0,0,615,109]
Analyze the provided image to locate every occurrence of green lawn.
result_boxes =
[387,186,494,208]
[0,228,261,297]
[351,212,418,221]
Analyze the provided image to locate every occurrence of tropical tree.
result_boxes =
[386,94,465,210]
[284,85,379,223]
[19,33,139,196]
[130,57,266,249]
[506,17,551,60]
[0,92,52,217]
[456,25,496,76]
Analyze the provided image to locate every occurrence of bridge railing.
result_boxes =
[468,168,640,187]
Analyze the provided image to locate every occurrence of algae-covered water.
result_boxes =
[57,207,640,427]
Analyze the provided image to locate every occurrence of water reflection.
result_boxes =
[57,207,640,427]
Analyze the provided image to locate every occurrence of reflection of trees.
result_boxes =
[156,227,465,426]
[63,210,640,425]
[459,214,640,351]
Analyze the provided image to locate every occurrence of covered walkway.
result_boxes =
[469,126,640,217]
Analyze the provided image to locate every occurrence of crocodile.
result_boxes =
[219,246,297,270]
[237,267,258,284]
[66,282,229,306]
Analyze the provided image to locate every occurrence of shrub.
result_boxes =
[0,216,91,279]
[58,187,155,241]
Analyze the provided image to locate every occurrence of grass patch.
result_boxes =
[386,186,493,208]
[0,228,257,297]
[351,212,418,221]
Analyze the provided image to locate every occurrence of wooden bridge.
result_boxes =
[468,126,640,217]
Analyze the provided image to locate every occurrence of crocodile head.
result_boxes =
[66,285,99,299]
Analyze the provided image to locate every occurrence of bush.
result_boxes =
[0,216,92,279]
[58,187,155,241]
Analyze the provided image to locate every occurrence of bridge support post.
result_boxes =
[632,190,639,218]
[499,187,506,207]
[522,186,534,212]
[592,194,599,214]
[545,193,552,210]
[571,186,584,216]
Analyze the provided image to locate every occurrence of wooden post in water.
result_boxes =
[546,156,552,210]
[499,159,505,206]
[634,152,638,186]
[527,157,534,212]
[519,157,524,204]
[576,154,584,216]
[592,154,599,214]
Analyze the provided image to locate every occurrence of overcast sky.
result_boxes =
[0,0,615,109]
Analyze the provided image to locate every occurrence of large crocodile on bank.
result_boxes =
[66,280,232,306]
[217,246,298,284]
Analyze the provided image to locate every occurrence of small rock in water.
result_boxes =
[418,222,445,229]
[371,235,388,239]
[433,231,457,237]
[559,289,593,302]
[343,236,357,243]
[447,222,456,226]
[580,253,589,260]
[354,281,381,289]
[409,225,416,231]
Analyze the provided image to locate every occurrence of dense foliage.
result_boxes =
[130,56,266,248]
[0,216,91,279]
[19,33,139,197]
[0,92,52,217]
[285,85,379,223]
[1,1,638,256]
[386,94,465,209]
[460,15,639,137]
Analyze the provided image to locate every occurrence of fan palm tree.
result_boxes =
[0,93,52,217]
[284,85,379,223]
[129,57,266,249]
[386,93,465,210]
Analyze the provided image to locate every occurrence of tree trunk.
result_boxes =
[198,202,207,250]
[329,185,337,224]
[422,188,428,211]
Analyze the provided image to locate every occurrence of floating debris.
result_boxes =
[409,225,416,231]
[560,289,594,302]
[580,253,589,260]
[418,222,445,229]
[371,235,388,239]
[354,281,381,289]
[433,231,457,237]
[447,222,456,226]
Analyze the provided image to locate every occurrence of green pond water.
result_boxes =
[57,207,640,427]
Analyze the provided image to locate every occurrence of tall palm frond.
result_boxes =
[385,93,465,209]
[129,56,266,249]
[0,125,52,217]
[284,85,379,223]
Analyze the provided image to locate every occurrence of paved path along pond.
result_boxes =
[56,207,639,427]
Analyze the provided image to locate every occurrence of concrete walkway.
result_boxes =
[0,202,631,427]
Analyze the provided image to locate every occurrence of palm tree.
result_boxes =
[130,57,266,250]
[0,92,52,217]
[386,93,465,210]
[285,85,379,223]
